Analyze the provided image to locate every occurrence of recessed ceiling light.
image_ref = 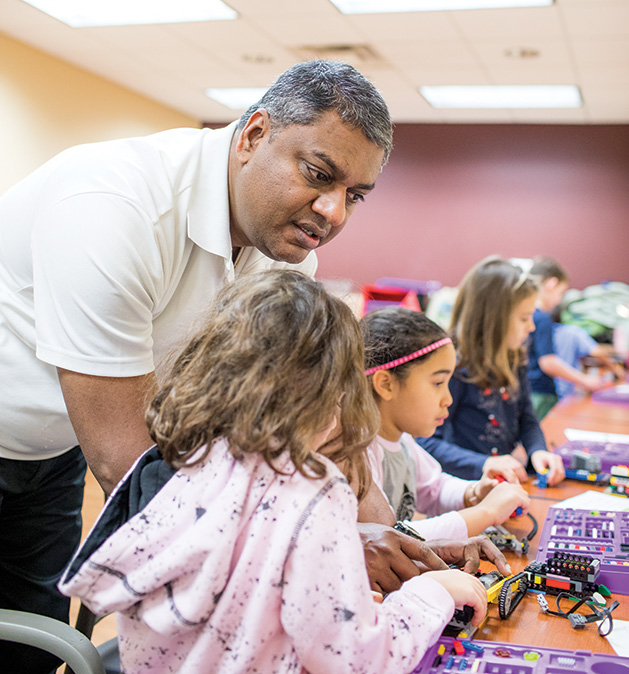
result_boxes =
[22,0,237,27]
[330,0,552,13]
[205,88,268,110]
[420,85,582,109]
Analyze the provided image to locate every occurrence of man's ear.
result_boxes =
[372,370,397,402]
[543,277,559,293]
[235,109,271,163]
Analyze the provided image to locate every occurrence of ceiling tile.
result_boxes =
[250,13,364,47]
[344,11,458,42]
[578,66,629,88]
[398,64,490,86]
[374,39,478,69]
[571,37,629,68]
[561,4,629,37]
[451,6,563,40]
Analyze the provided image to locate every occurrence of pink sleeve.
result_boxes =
[406,511,469,541]
[408,436,469,515]
[280,477,454,674]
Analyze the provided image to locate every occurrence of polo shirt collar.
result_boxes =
[187,121,239,261]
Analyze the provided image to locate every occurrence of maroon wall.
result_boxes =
[315,124,629,291]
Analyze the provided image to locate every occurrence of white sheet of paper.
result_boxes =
[605,619,629,656]
[563,428,629,444]
[550,489,629,512]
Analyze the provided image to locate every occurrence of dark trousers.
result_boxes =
[0,446,87,674]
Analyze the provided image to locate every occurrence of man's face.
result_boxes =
[229,109,385,264]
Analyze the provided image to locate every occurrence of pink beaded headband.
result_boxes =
[364,337,452,376]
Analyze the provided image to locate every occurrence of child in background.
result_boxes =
[361,307,530,542]
[553,322,625,399]
[422,256,565,486]
[60,270,487,674]
[527,256,610,418]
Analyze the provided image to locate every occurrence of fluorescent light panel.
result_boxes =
[205,88,268,110]
[420,85,582,109]
[330,0,553,14]
[22,0,237,27]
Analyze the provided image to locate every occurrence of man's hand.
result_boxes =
[427,536,512,576]
[358,523,448,593]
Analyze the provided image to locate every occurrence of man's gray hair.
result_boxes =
[238,60,393,164]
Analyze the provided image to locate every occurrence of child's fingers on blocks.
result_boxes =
[546,463,565,486]
[535,451,565,485]
[466,576,489,626]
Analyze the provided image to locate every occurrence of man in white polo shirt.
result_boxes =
[0,59,506,673]
[0,59,393,672]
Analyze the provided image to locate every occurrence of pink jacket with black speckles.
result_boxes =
[60,440,454,674]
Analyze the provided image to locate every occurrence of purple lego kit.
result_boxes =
[592,384,629,405]
[553,440,629,475]
[535,507,629,595]
[411,636,629,673]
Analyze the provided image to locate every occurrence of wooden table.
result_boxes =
[541,393,629,447]
[473,393,629,654]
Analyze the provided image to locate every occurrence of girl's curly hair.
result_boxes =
[146,270,378,499]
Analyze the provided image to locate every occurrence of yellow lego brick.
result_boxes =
[486,574,514,604]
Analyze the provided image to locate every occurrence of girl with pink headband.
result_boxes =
[360,307,529,548]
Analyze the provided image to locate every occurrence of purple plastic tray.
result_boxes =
[412,635,629,673]
[592,384,629,405]
[554,440,629,474]
[535,508,629,595]
[375,277,442,295]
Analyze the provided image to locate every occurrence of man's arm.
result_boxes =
[58,368,158,495]
[357,476,396,526]
[355,473,448,591]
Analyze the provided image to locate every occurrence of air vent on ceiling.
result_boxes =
[504,46,540,59]
[292,44,386,68]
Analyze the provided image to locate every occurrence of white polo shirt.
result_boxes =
[0,123,316,460]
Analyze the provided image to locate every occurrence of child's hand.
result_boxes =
[471,473,500,502]
[422,569,488,627]
[581,373,611,392]
[530,450,565,485]
[477,481,530,526]
[482,454,527,483]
